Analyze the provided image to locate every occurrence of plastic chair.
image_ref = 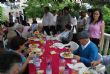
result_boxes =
[98,53,102,59]
[3,37,8,48]
[65,41,79,51]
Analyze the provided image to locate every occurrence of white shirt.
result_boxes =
[42,12,54,26]
[84,16,91,31]
[77,16,87,28]
[52,14,57,26]
[71,16,77,26]
[59,30,70,39]
[81,40,90,50]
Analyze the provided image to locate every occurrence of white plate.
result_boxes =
[53,43,65,49]
[79,68,98,74]
[60,52,73,58]
[67,63,86,71]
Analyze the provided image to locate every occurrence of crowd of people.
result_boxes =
[0,6,109,74]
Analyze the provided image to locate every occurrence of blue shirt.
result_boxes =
[31,23,38,32]
[73,41,99,67]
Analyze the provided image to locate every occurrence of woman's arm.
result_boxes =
[99,21,105,48]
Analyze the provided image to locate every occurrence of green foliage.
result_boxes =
[0,6,4,25]
[102,5,110,33]
[24,0,43,18]
[24,0,83,18]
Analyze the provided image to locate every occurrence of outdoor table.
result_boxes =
[28,39,78,74]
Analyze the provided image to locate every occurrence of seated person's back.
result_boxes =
[58,24,72,44]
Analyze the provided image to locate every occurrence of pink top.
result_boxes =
[88,21,103,39]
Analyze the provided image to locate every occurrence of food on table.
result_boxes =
[40,40,45,44]
[50,51,56,54]
[83,70,94,74]
[34,31,39,34]
[28,37,35,40]
[29,44,39,48]
[83,70,90,74]
[62,52,73,58]
[30,48,42,56]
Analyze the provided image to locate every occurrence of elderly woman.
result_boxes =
[15,24,24,37]
[15,24,30,39]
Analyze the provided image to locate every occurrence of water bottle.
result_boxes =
[63,67,69,74]
[33,56,41,70]
[46,62,52,74]
[60,57,66,67]
[59,57,66,74]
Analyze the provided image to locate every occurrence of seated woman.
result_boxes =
[9,36,31,73]
[58,24,72,44]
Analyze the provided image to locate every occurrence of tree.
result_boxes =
[24,0,77,18]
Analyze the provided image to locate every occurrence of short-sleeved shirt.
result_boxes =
[88,21,103,39]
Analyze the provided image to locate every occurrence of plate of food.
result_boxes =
[79,68,98,74]
[29,44,39,48]
[28,37,40,41]
[53,43,65,49]
[60,52,73,58]
[29,48,43,56]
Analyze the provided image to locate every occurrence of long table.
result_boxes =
[28,39,78,74]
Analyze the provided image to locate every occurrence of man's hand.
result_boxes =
[91,60,101,67]
[73,55,80,61]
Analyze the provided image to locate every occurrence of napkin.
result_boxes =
[67,63,87,71]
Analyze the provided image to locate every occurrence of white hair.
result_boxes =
[15,24,24,30]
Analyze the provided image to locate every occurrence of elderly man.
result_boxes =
[73,31,99,67]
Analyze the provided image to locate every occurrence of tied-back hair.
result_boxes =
[10,36,26,50]
[90,8,103,24]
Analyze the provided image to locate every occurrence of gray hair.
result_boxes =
[15,24,24,30]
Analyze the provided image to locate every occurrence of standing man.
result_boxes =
[9,12,13,23]
[19,11,24,24]
[42,6,53,35]
[62,7,71,31]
